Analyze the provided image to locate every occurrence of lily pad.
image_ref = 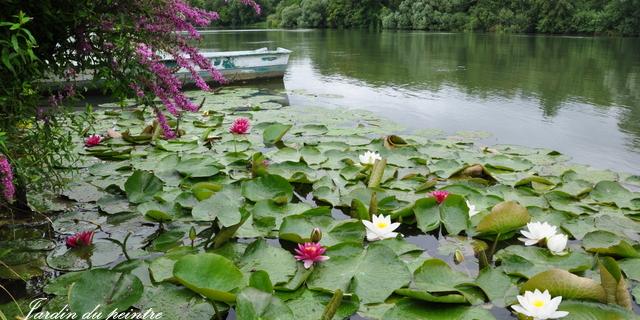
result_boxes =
[582,230,640,258]
[192,185,244,226]
[173,253,244,303]
[238,239,297,285]
[176,157,220,178]
[495,245,593,278]
[125,170,163,204]
[590,181,640,209]
[236,287,294,320]
[476,201,531,235]
[521,268,606,302]
[279,207,365,246]
[68,269,143,316]
[413,195,470,235]
[241,174,293,204]
[382,299,496,320]
[263,123,292,145]
[558,300,640,319]
[139,283,216,320]
[307,242,411,304]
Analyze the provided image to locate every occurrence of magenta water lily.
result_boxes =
[84,134,103,147]
[294,242,329,269]
[230,117,251,134]
[430,190,450,204]
[66,231,95,249]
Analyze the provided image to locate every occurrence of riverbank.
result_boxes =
[1,87,639,319]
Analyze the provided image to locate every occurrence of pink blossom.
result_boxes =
[430,190,450,204]
[84,134,103,147]
[0,156,15,203]
[229,117,250,134]
[230,0,262,14]
[129,83,145,98]
[155,107,176,139]
[66,231,94,248]
[294,242,329,269]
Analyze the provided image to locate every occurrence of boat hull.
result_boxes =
[170,47,291,83]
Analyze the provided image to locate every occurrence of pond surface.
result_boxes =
[200,29,640,175]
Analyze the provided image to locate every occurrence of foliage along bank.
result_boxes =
[194,0,640,36]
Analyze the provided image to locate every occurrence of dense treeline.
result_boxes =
[192,0,640,36]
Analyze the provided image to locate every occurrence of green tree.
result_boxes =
[299,0,326,28]
[281,4,303,28]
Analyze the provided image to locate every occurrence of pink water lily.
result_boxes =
[294,242,329,269]
[430,190,450,204]
[66,231,94,248]
[229,117,250,134]
[84,134,103,147]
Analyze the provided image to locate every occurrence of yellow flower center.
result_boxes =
[532,299,545,308]
[376,222,388,229]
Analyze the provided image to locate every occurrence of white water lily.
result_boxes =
[518,222,558,246]
[466,200,480,217]
[512,289,569,320]
[359,151,382,166]
[362,214,401,241]
[546,233,568,255]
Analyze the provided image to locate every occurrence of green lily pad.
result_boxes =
[97,194,134,215]
[176,156,220,178]
[285,288,359,320]
[263,123,292,145]
[125,170,163,204]
[599,257,633,309]
[521,268,606,302]
[558,300,640,319]
[590,181,640,209]
[474,267,519,307]
[413,195,470,235]
[241,174,293,204]
[476,201,531,235]
[139,283,216,320]
[495,245,593,278]
[236,287,294,320]
[173,253,244,303]
[68,269,143,316]
[582,230,640,258]
[279,207,365,246]
[252,200,311,231]
[382,299,496,320]
[307,242,411,304]
[63,182,104,203]
[46,241,122,272]
[192,185,244,226]
[238,239,297,285]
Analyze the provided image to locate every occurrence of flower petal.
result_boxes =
[303,260,314,269]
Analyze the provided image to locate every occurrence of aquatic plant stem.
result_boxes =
[0,283,23,317]
[212,302,222,320]
[321,289,343,320]
[490,232,501,262]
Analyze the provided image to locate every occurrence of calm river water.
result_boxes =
[200,29,640,175]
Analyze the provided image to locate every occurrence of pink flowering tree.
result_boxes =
[0,0,259,211]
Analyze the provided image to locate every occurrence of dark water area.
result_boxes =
[199,29,640,175]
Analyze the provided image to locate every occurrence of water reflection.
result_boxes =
[201,30,640,174]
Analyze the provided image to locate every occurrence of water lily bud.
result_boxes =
[546,233,568,255]
[454,249,465,264]
[310,227,323,242]
[189,226,197,242]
